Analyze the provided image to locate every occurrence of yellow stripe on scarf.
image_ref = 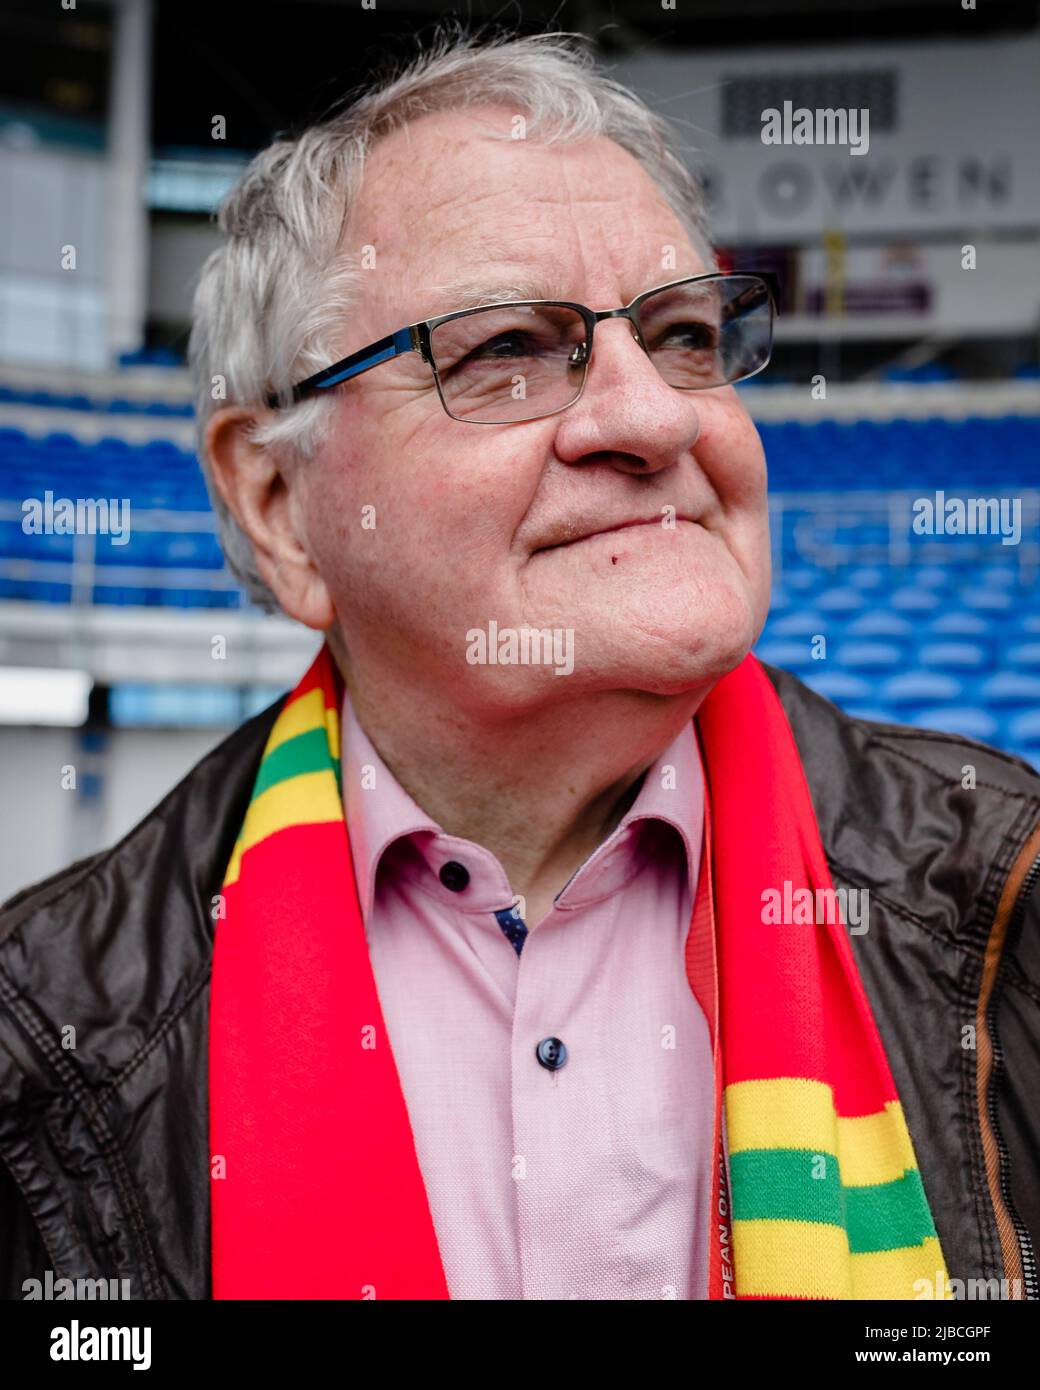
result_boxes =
[264,686,341,763]
[223,685,342,888]
[725,1077,949,1299]
[726,1077,917,1187]
[731,1222,949,1299]
[224,769,342,887]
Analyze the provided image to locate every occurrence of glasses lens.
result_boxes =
[430,304,588,423]
[637,275,773,390]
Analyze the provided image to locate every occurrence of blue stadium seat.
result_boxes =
[846,567,887,592]
[961,588,1014,613]
[1007,644,1040,671]
[927,612,991,639]
[978,673,1040,708]
[916,642,989,673]
[1008,711,1040,748]
[910,707,999,741]
[845,612,915,641]
[764,611,828,639]
[42,431,86,453]
[754,642,822,674]
[912,566,951,590]
[781,568,822,595]
[815,587,867,616]
[802,671,873,702]
[879,672,964,710]
[977,564,1019,589]
[836,642,904,673]
[889,587,942,613]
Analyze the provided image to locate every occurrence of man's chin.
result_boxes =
[599,646,753,698]
[550,621,756,697]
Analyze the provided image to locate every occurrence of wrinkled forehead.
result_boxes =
[342,105,708,330]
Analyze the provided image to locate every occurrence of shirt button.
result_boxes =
[535,1036,568,1070]
[439,860,470,892]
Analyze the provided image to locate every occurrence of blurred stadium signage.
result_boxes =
[618,36,1040,240]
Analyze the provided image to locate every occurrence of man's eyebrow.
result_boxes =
[422,276,570,315]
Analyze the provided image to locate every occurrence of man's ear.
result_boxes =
[204,406,335,630]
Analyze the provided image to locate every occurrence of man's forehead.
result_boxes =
[351,116,704,319]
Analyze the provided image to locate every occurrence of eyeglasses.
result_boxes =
[267,271,776,425]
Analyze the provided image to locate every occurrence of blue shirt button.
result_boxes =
[439,860,470,892]
[536,1037,568,1070]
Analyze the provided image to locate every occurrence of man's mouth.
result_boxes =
[533,516,697,554]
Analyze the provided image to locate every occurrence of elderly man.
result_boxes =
[2,30,1039,1304]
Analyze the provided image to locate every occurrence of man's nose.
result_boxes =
[553,316,702,470]
[582,314,696,413]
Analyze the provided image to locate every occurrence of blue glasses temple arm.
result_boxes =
[265,325,416,408]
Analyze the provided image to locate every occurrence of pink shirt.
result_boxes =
[341,689,713,1300]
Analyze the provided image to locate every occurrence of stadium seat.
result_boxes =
[912,566,951,591]
[1007,711,1040,751]
[1007,644,1040,671]
[962,588,1015,613]
[879,672,964,710]
[916,643,989,673]
[889,587,942,613]
[801,671,873,702]
[815,587,867,616]
[753,642,821,674]
[764,611,828,639]
[835,642,904,673]
[927,612,990,638]
[844,612,915,641]
[978,673,1040,708]
[845,567,887,592]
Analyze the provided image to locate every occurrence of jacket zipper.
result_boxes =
[983,843,1040,1300]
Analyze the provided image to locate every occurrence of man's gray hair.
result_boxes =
[188,25,714,610]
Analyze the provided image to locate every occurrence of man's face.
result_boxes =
[299,106,771,712]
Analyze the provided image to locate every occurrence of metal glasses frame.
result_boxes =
[265,270,778,422]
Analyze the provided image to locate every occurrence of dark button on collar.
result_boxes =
[439,860,470,892]
[536,1036,568,1071]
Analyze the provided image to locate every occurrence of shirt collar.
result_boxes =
[341,684,704,923]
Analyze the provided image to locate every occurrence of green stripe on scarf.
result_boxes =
[253,727,337,797]
[729,1149,938,1252]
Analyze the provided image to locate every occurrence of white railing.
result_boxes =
[768,489,1040,586]
[0,502,243,604]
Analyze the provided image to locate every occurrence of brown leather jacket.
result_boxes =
[2,664,1039,1299]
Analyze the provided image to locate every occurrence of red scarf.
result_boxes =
[209,646,946,1299]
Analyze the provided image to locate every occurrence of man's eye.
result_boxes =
[470,331,533,360]
[659,321,717,350]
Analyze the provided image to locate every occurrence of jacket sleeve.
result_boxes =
[996,869,1040,1280]
[0,1157,50,1300]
